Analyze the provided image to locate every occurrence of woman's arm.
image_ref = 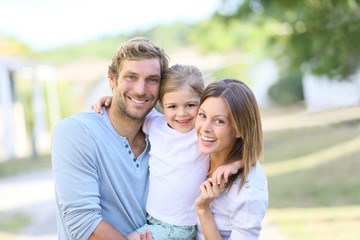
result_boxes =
[195,179,225,240]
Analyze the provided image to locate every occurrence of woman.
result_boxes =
[194,78,268,240]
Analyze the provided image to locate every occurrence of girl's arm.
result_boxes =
[90,96,112,114]
[211,160,244,185]
[195,179,225,240]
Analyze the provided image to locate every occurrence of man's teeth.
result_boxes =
[131,98,146,104]
[201,135,216,142]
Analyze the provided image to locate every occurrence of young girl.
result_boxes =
[194,78,268,239]
[92,64,242,240]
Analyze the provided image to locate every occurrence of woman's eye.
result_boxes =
[215,119,225,124]
[198,113,205,118]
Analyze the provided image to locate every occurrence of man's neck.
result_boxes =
[106,105,144,145]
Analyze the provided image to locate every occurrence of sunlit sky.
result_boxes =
[0,0,220,50]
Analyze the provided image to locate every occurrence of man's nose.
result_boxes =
[134,79,146,95]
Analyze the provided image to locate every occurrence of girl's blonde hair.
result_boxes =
[159,64,205,106]
[200,78,263,192]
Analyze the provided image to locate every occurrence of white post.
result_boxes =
[32,66,50,155]
[0,63,15,159]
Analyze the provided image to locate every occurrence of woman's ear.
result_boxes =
[236,131,242,139]
[109,74,116,89]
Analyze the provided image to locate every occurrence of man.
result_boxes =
[51,37,169,239]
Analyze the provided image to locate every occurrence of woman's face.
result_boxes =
[195,97,239,159]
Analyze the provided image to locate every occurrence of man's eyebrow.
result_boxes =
[123,71,138,75]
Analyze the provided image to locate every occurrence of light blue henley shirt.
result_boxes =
[51,107,150,239]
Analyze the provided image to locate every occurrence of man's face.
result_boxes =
[110,58,161,120]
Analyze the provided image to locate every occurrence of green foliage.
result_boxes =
[189,16,270,58]
[0,213,31,233]
[211,63,252,85]
[0,154,51,179]
[0,33,33,56]
[268,70,304,104]
[131,21,194,52]
[35,34,129,65]
[35,22,194,65]
[219,0,360,78]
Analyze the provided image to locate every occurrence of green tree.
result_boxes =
[218,0,360,79]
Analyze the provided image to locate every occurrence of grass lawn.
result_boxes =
[263,120,360,239]
[0,213,32,240]
[0,154,51,179]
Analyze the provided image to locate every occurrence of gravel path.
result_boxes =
[0,169,57,240]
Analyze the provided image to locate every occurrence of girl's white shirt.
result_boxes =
[143,111,209,226]
[196,161,269,240]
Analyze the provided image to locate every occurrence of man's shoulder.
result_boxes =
[54,111,103,133]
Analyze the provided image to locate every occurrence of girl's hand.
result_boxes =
[90,96,112,114]
[195,179,225,212]
[211,160,244,185]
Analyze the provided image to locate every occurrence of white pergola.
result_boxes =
[0,57,60,161]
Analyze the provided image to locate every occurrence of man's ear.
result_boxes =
[109,74,116,89]
[159,102,165,112]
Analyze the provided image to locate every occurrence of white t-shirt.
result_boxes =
[196,161,268,240]
[143,111,209,226]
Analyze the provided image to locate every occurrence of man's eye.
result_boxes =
[148,78,159,83]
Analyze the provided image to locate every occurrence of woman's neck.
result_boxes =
[208,152,228,177]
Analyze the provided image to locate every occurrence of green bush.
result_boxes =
[268,71,304,105]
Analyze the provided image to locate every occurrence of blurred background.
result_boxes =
[0,0,359,239]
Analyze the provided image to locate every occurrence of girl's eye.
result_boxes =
[187,104,196,108]
[168,105,176,109]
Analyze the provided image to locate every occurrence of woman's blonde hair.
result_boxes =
[200,78,263,192]
[159,64,205,106]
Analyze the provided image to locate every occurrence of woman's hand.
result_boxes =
[195,178,225,212]
[90,96,112,114]
[195,179,225,240]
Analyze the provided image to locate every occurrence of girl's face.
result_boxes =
[161,87,200,133]
[195,97,239,159]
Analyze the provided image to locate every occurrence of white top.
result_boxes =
[196,161,268,240]
[143,111,209,226]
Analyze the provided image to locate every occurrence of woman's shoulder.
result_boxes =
[226,162,268,201]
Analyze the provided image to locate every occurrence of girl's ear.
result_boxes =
[109,74,116,89]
